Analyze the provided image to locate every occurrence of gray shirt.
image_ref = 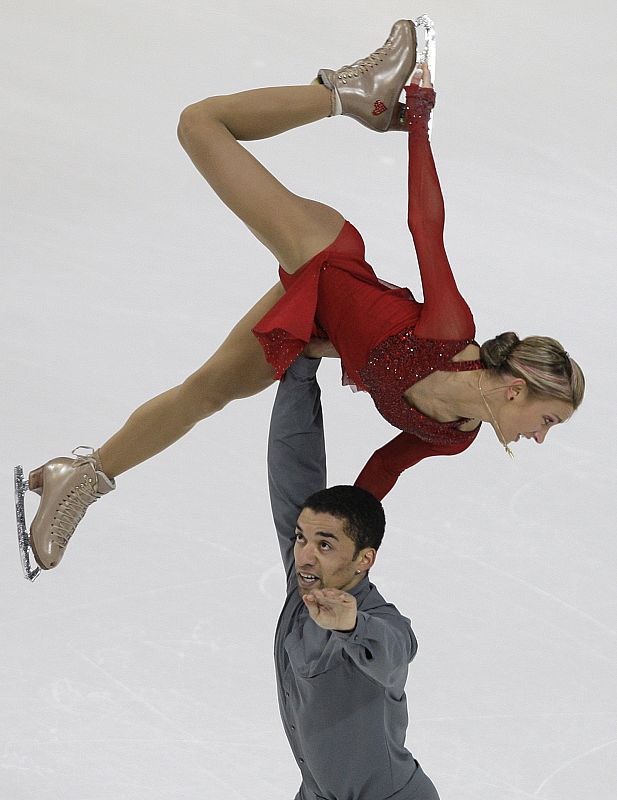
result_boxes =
[268,357,433,800]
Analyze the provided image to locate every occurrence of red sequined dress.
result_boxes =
[253,85,482,499]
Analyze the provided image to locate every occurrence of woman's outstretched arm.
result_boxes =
[406,69,475,341]
[354,432,472,500]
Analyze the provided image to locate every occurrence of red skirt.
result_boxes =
[252,221,421,388]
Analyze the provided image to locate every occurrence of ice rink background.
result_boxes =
[2,1,616,798]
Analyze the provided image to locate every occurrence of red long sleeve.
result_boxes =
[354,431,471,501]
[354,86,478,499]
[405,85,475,340]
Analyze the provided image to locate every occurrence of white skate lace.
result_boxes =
[336,41,391,80]
[49,458,103,549]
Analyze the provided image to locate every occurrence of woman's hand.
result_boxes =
[303,337,340,359]
[411,62,433,88]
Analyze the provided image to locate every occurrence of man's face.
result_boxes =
[294,508,375,597]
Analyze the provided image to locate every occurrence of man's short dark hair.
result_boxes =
[301,485,385,555]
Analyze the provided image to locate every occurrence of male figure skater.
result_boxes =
[268,355,439,800]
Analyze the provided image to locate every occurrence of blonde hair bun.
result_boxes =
[480,332,520,369]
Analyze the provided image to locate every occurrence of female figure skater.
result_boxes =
[20,20,584,574]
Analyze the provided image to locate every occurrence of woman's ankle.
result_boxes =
[93,448,113,479]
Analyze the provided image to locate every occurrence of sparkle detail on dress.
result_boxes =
[359,329,483,445]
[257,328,310,380]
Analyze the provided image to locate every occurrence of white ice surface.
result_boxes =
[2,1,617,798]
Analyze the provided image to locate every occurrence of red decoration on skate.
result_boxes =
[372,100,388,116]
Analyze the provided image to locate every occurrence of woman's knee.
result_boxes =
[177,97,227,146]
[179,348,275,423]
[177,365,232,423]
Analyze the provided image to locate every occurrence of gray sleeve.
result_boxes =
[267,356,327,585]
[332,611,417,690]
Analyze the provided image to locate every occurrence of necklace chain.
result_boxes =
[478,373,514,459]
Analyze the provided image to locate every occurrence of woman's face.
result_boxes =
[497,385,573,445]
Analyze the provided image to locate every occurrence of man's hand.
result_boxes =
[303,588,357,632]
[303,337,340,359]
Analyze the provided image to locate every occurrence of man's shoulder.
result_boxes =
[359,582,417,659]
[362,582,411,625]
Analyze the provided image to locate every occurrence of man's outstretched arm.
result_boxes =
[267,356,326,583]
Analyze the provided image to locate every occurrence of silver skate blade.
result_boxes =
[14,466,41,582]
[414,14,437,139]
[414,14,437,77]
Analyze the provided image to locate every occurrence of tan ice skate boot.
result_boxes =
[313,19,417,132]
[27,447,115,570]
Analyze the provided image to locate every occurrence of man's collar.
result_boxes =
[349,573,371,599]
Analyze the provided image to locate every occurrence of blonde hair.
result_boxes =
[480,332,585,409]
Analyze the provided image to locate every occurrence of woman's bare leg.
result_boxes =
[31,87,342,499]
[96,282,284,478]
[95,85,351,477]
[177,85,345,271]
[28,282,285,569]
[30,84,346,492]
